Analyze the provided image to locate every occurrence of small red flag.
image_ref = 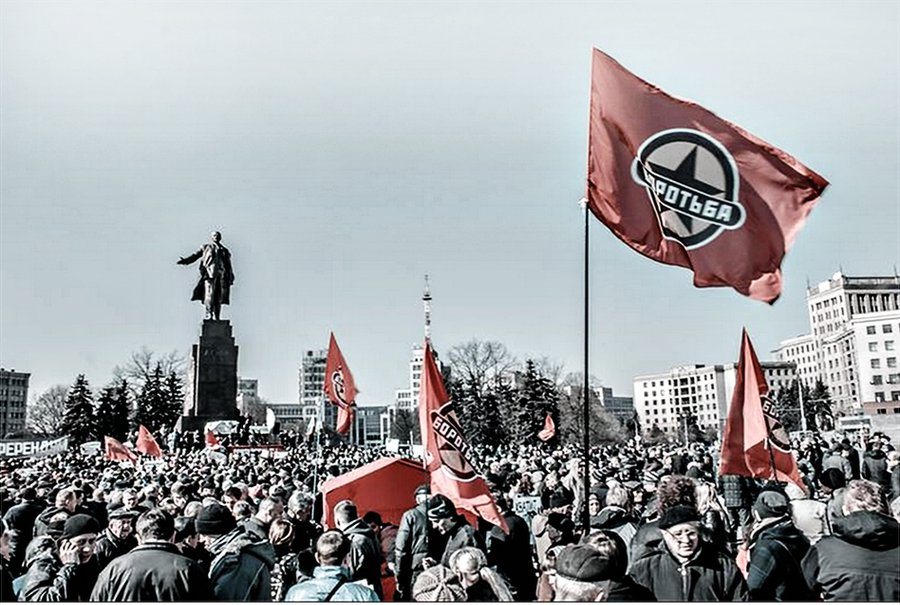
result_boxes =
[418,341,508,532]
[136,425,162,458]
[324,333,358,435]
[537,413,556,441]
[719,329,804,489]
[205,429,219,448]
[104,436,137,462]
[587,49,828,303]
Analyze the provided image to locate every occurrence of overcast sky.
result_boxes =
[2,1,898,406]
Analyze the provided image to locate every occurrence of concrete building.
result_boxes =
[633,362,795,438]
[596,386,635,425]
[772,334,818,388]
[351,405,390,447]
[853,311,900,411]
[298,348,338,428]
[267,402,309,430]
[236,377,260,418]
[0,369,30,437]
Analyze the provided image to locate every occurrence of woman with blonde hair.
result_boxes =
[695,481,731,550]
[448,547,514,602]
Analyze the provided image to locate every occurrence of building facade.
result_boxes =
[852,311,900,409]
[772,334,818,388]
[596,386,635,425]
[0,369,30,437]
[633,362,795,438]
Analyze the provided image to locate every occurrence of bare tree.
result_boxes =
[532,356,566,386]
[27,385,69,436]
[447,339,518,394]
[112,347,187,397]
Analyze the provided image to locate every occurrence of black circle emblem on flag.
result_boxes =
[330,369,349,409]
[430,401,478,482]
[631,129,746,250]
[760,394,791,452]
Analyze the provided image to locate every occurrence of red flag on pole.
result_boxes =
[418,341,508,532]
[324,332,358,435]
[104,436,137,462]
[587,49,828,303]
[719,329,804,489]
[205,429,219,448]
[136,425,163,458]
[537,413,556,442]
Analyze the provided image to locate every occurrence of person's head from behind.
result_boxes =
[232,500,253,521]
[414,484,431,505]
[656,475,697,512]
[268,518,295,556]
[256,497,284,526]
[605,485,633,514]
[448,547,487,588]
[842,479,888,515]
[195,502,237,546]
[135,509,175,544]
[363,511,383,536]
[580,530,628,580]
[333,500,358,530]
[554,543,620,602]
[412,565,466,602]
[56,488,77,513]
[315,529,350,567]
[174,516,198,550]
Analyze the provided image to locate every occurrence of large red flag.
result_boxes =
[205,429,219,448]
[587,49,828,303]
[537,413,556,441]
[418,342,508,532]
[136,425,162,458]
[324,332,358,435]
[719,329,804,489]
[104,436,137,462]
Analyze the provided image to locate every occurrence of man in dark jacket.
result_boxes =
[485,491,537,600]
[284,490,321,554]
[802,479,900,601]
[2,487,45,575]
[20,514,100,602]
[33,488,77,538]
[91,508,213,600]
[426,494,486,567]
[862,444,891,493]
[394,484,443,601]
[630,505,746,601]
[746,490,813,601]
[196,501,276,601]
[93,507,138,571]
[334,499,383,598]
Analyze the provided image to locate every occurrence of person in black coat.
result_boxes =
[90,508,213,601]
[2,487,45,575]
[394,484,445,601]
[485,492,537,600]
[745,490,813,601]
[426,495,486,568]
[802,479,900,601]
[93,507,138,571]
[1,519,15,600]
[19,514,100,602]
[862,444,891,494]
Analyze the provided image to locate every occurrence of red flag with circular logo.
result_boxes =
[324,332,357,435]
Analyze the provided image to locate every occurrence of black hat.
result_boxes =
[174,516,196,542]
[820,468,846,490]
[549,491,573,509]
[556,545,615,582]
[195,502,236,536]
[658,505,701,530]
[61,514,100,540]
[414,484,431,497]
[426,495,456,520]
[108,507,139,521]
[753,490,790,519]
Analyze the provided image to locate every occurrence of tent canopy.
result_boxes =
[320,457,428,528]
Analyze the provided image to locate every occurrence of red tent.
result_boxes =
[320,457,428,528]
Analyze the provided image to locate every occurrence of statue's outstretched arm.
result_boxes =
[177,249,203,265]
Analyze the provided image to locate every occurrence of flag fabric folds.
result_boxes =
[587,49,828,303]
[104,436,137,462]
[205,429,219,448]
[324,332,358,435]
[136,425,163,458]
[537,413,556,441]
[719,329,804,489]
[418,341,508,532]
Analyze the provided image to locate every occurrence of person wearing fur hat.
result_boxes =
[425,494,485,568]
[195,501,275,601]
[745,489,813,601]
[19,514,100,602]
[629,505,746,601]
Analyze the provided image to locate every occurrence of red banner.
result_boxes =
[136,425,162,458]
[104,436,137,462]
[537,413,556,441]
[587,49,828,303]
[324,332,358,435]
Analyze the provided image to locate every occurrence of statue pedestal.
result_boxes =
[177,320,239,433]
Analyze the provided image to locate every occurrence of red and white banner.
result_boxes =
[136,425,163,458]
[324,332,358,435]
[537,413,556,441]
[418,341,507,531]
[105,436,137,462]
[587,49,828,303]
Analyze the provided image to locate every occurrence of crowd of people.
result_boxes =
[0,429,898,601]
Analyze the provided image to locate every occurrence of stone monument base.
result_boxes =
[177,319,240,433]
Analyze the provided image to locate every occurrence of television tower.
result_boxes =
[423,274,432,344]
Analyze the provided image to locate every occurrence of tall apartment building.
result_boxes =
[852,311,900,411]
[0,369,30,437]
[771,334,818,388]
[775,272,900,412]
[633,362,795,437]
[299,348,337,428]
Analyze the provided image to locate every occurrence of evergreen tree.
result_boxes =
[390,408,420,443]
[508,360,559,443]
[94,379,131,441]
[809,379,835,431]
[62,374,97,446]
[163,371,185,430]
[133,364,169,433]
[453,377,509,448]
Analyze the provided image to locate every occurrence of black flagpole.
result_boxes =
[582,198,591,532]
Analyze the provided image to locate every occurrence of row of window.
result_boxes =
[870,358,898,369]
[868,340,896,352]
[871,374,900,385]
[873,392,900,403]
[866,324,897,335]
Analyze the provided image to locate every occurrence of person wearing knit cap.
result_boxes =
[196,501,276,601]
[395,484,442,601]
[19,514,100,602]
[425,494,486,568]
[630,505,746,601]
[744,489,813,601]
[411,564,466,602]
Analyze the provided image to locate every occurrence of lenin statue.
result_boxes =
[177,231,234,320]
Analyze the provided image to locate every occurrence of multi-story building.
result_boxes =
[351,405,391,447]
[775,272,900,412]
[299,349,336,428]
[267,402,310,430]
[236,377,260,418]
[852,311,900,409]
[633,362,796,438]
[0,369,30,437]
[596,387,635,425]
[772,334,818,388]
